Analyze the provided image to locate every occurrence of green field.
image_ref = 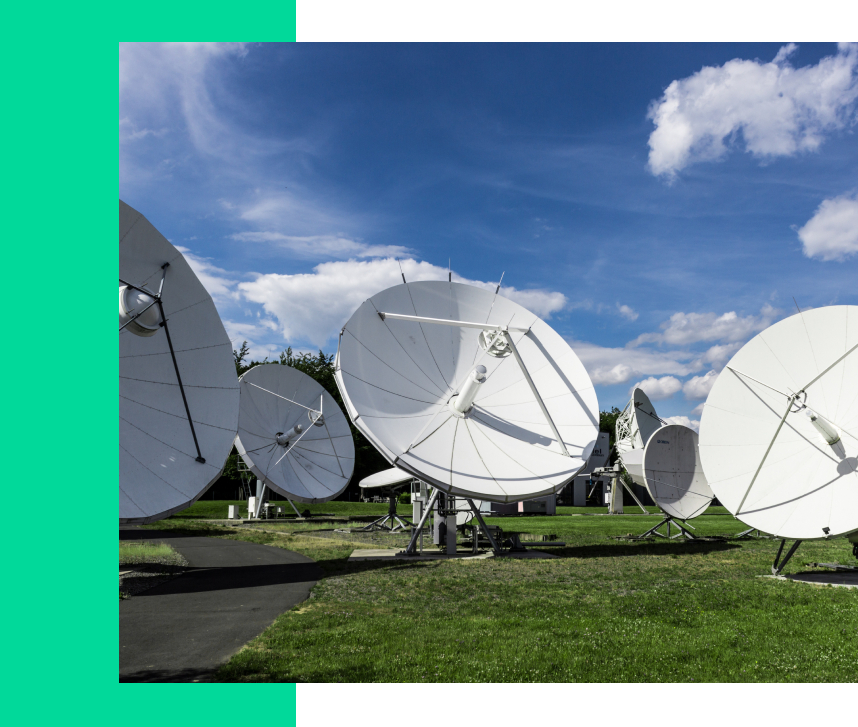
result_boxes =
[146,503,858,683]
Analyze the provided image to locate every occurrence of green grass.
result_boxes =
[170,499,390,520]
[119,540,185,565]
[144,505,858,683]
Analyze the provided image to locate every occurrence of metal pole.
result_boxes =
[773,539,802,575]
[466,498,501,555]
[620,479,649,514]
[156,300,205,463]
[501,331,570,457]
[403,488,440,555]
[736,396,796,514]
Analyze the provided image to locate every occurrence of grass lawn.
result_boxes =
[145,503,858,683]
[119,540,185,566]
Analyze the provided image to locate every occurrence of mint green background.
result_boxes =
[6,0,858,727]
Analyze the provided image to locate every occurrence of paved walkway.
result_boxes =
[119,526,321,682]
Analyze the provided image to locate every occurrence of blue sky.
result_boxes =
[119,42,858,427]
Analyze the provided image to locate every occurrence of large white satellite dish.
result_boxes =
[335,281,600,504]
[642,424,714,521]
[699,305,858,543]
[235,364,355,504]
[615,387,664,494]
[119,200,239,523]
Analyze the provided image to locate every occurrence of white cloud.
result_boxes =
[631,305,779,347]
[663,415,700,432]
[230,231,411,259]
[616,303,639,321]
[175,246,239,302]
[570,339,699,386]
[683,370,719,400]
[699,342,743,370]
[797,192,858,261]
[630,376,682,401]
[691,403,705,416]
[648,43,858,178]
[238,257,568,348]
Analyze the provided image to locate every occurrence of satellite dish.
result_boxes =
[335,281,599,503]
[642,424,714,520]
[615,387,664,494]
[235,364,354,504]
[360,467,413,490]
[119,200,239,523]
[699,305,858,540]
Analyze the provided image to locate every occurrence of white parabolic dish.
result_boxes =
[335,281,600,502]
[642,424,714,520]
[616,387,664,493]
[236,364,355,504]
[119,200,239,523]
[360,467,413,490]
[699,305,858,540]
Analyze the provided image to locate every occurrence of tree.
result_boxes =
[234,341,250,375]
[599,406,622,465]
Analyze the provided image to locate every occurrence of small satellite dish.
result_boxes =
[615,387,664,494]
[699,305,858,540]
[642,424,714,520]
[335,281,600,502]
[119,200,239,523]
[235,364,354,504]
[360,467,413,490]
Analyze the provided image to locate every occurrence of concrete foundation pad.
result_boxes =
[760,571,858,589]
[348,548,558,562]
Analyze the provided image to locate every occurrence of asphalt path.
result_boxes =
[119,526,321,682]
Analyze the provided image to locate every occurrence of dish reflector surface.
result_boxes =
[236,364,355,504]
[360,467,413,490]
[119,200,239,523]
[335,281,599,502]
[642,424,713,520]
[699,305,858,540]
[616,388,664,495]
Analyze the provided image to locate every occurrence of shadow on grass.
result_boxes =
[120,666,218,683]
[547,541,742,559]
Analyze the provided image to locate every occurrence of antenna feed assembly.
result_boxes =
[275,424,304,447]
[448,365,487,418]
[479,328,512,358]
[119,285,162,336]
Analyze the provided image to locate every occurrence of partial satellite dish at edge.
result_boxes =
[119,200,240,523]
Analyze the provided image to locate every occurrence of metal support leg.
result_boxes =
[772,539,802,575]
[620,479,649,514]
[636,515,695,540]
[403,489,440,555]
[287,499,302,518]
[466,498,501,555]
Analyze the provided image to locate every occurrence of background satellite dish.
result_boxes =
[119,200,239,523]
[642,424,714,520]
[335,281,599,502]
[360,467,413,490]
[616,387,664,493]
[699,305,858,540]
[235,364,355,504]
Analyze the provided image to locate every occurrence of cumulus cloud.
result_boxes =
[796,192,858,261]
[238,257,568,348]
[617,303,639,321]
[631,305,779,347]
[569,340,699,386]
[663,415,700,432]
[231,231,411,259]
[691,403,705,416]
[683,370,719,400]
[648,43,858,178]
[630,376,682,401]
